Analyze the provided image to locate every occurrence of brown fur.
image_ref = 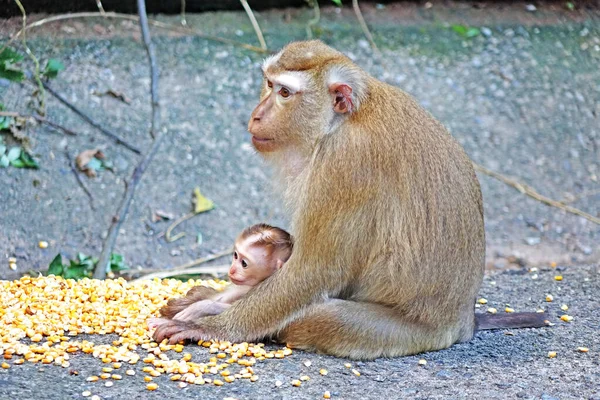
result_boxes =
[153,41,545,358]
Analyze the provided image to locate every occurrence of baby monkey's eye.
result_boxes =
[241,260,248,268]
[279,87,291,98]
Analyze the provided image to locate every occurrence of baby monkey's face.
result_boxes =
[229,240,280,287]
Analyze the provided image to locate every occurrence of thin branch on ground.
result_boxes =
[239,0,267,50]
[126,247,233,281]
[65,148,96,210]
[42,82,141,154]
[305,0,320,39]
[93,0,165,279]
[1,12,269,55]
[473,163,600,225]
[130,264,230,282]
[95,0,106,14]
[165,212,195,242]
[0,111,77,136]
[561,189,600,204]
[180,0,187,26]
[13,0,45,115]
[352,0,380,54]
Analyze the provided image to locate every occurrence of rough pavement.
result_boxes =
[0,2,599,399]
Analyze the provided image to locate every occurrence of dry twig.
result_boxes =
[473,163,600,225]
[239,0,267,50]
[93,0,164,279]
[130,264,230,282]
[42,82,141,154]
[0,111,77,136]
[12,0,45,115]
[165,212,196,242]
[65,148,96,210]
[1,12,268,55]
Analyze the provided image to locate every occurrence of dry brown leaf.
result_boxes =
[76,149,105,177]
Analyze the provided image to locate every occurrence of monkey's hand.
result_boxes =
[147,317,171,330]
[153,317,222,344]
[173,300,230,321]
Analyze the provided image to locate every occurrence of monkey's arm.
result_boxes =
[173,300,232,321]
[153,246,343,344]
[159,286,219,319]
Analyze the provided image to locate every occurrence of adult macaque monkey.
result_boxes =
[154,41,546,358]
[149,224,293,327]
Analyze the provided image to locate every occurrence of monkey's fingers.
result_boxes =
[169,328,208,344]
[147,317,170,329]
[153,321,186,343]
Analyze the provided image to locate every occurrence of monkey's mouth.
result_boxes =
[251,135,274,144]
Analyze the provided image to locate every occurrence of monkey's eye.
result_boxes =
[267,80,273,89]
[279,87,291,98]
[241,260,248,268]
[233,252,238,260]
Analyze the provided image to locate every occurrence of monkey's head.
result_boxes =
[247,40,368,154]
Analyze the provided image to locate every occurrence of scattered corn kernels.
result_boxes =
[554,275,563,281]
[548,351,557,358]
[82,391,91,397]
[477,298,488,304]
[577,347,589,353]
[560,315,573,322]
[319,369,328,376]
[324,391,331,399]
[1,362,9,369]
[546,294,554,302]
[505,307,515,313]
[352,369,361,376]
[344,363,352,368]
[561,304,569,311]
[146,383,158,391]
[418,359,427,366]
[38,241,49,249]
[487,308,497,314]
[291,379,301,387]
[300,375,310,381]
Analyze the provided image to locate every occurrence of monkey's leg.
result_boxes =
[159,286,219,319]
[279,299,460,360]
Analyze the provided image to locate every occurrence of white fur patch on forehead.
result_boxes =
[326,64,368,111]
[261,51,283,72]
[271,71,310,93]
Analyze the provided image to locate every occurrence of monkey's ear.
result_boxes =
[330,83,354,114]
[276,259,285,269]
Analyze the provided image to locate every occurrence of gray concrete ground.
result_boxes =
[0,2,599,399]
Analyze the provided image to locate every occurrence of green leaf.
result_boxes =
[43,58,65,79]
[86,157,103,171]
[0,48,24,64]
[64,265,89,280]
[48,254,64,276]
[0,155,8,168]
[0,116,12,130]
[110,253,129,271]
[0,144,6,155]
[0,67,25,82]
[10,158,25,168]
[331,0,342,6]
[19,152,40,169]
[566,2,575,10]
[7,147,21,161]
[451,24,480,38]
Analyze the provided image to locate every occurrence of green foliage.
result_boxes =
[0,48,25,82]
[451,24,481,39]
[48,253,130,280]
[565,2,575,10]
[42,58,65,79]
[0,142,39,169]
[331,0,342,6]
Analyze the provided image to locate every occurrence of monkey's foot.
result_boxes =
[147,317,170,329]
[153,320,209,344]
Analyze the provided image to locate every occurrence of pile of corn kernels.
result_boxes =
[0,276,301,394]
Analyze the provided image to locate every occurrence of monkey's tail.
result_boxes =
[475,312,549,330]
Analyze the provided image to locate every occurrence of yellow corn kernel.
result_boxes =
[275,380,283,387]
[487,307,497,314]
[577,347,589,353]
[561,304,568,311]
[250,375,258,382]
[324,391,331,399]
[291,379,301,387]
[104,381,114,388]
[111,374,122,380]
[1,362,9,369]
[554,275,563,281]
[86,376,99,382]
[477,298,488,304]
[548,351,557,358]
[213,379,224,386]
[352,369,361,376]
[125,370,135,376]
[102,367,113,373]
[39,241,49,249]
[344,363,351,368]
[146,383,158,391]
[82,391,91,397]
[560,315,573,322]
[100,373,110,379]
[505,307,515,313]
[144,376,153,382]
[546,294,553,302]
[300,375,310,381]
[418,359,427,366]
[320,369,328,376]
[224,376,235,383]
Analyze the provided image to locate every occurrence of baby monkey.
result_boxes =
[148,224,293,328]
